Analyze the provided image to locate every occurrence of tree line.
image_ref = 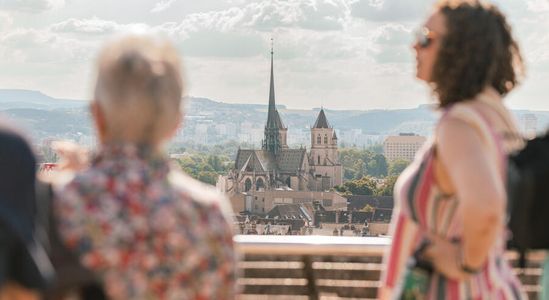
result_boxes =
[169,142,411,195]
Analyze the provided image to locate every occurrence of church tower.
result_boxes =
[310,109,342,187]
[262,39,288,155]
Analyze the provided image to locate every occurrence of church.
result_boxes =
[218,45,343,200]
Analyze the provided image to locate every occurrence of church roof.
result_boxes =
[235,150,275,172]
[266,204,313,221]
[235,148,306,173]
[313,109,331,128]
[277,149,306,172]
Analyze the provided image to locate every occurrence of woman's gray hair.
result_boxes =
[94,35,184,144]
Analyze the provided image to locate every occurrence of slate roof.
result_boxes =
[277,149,306,172]
[313,109,331,128]
[235,148,306,173]
[266,204,313,222]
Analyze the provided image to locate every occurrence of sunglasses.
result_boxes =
[414,27,438,49]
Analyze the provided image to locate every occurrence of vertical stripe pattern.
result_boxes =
[381,100,527,299]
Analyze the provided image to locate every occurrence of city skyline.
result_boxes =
[0,0,548,110]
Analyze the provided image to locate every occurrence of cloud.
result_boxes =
[351,0,431,22]
[151,0,177,13]
[527,0,549,12]
[167,0,351,34]
[369,23,414,63]
[0,12,13,32]
[50,17,150,35]
[0,28,90,64]
[0,0,65,13]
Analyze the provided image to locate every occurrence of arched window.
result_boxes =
[317,135,321,144]
[256,178,265,191]
[286,177,291,188]
[244,178,252,192]
[324,134,328,144]
[318,155,321,165]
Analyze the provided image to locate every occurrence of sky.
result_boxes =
[0,0,548,110]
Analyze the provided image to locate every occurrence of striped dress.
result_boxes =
[381,96,526,299]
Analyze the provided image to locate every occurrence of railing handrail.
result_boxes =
[234,235,391,256]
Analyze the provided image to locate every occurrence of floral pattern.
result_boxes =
[54,144,236,300]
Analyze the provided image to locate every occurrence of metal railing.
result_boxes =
[234,235,545,300]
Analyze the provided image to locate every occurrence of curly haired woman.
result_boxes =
[379,1,526,299]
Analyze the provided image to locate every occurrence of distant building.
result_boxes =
[217,44,345,214]
[383,133,426,162]
[225,190,347,214]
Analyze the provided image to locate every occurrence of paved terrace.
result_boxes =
[234,235,545,300]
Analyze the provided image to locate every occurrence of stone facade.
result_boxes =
[217,46,344,213]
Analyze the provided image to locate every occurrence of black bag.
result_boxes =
[506,132,549,255]
[35,181,108,300]
[397,240,433,300]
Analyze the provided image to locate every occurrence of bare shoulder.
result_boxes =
[437,116,485,151]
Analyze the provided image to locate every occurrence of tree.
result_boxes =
[367,144,384,155]
[361,204,375,213]
[175,152,233,185]
[366,154,388,177]
[340,147,388,180]
[388,159,411,176]
[377,175,398,196]
[336,176,378,196]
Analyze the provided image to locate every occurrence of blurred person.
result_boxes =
[379,1,526,299]
[53,35,236,300]
[0,124,54,300]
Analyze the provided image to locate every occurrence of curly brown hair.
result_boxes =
[432,0,524,107]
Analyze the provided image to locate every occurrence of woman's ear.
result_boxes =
[90,101,107,143]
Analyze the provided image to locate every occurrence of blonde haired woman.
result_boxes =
[53,35,236,300]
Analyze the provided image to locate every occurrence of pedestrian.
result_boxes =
[53,35,237,300]
[379,1,526,298]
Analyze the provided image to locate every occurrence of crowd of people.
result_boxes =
[0,0,547,299]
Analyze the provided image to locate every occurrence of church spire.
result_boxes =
[263,38,285,155]
[266,38,282,130]
[269,38,275,116]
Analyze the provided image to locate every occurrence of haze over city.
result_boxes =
[1,0,548,110]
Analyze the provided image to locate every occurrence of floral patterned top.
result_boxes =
[53,144,237,300]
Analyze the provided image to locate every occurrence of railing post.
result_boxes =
[303,255,319,300]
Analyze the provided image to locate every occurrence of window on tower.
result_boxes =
[317,135,321,144]
[324,134,328,144]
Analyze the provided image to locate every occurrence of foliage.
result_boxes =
[388,159,411,176]
[377,175,398,196]
[339,148,388,180]
[175,152,233,185]
[361,204,375,213]
[169,140,253,158]
[336,175,399,196]
[335,176,378,196]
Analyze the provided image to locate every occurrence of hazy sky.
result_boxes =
[0,0,548,110]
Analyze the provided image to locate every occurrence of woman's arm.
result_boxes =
[435,117,505,271]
